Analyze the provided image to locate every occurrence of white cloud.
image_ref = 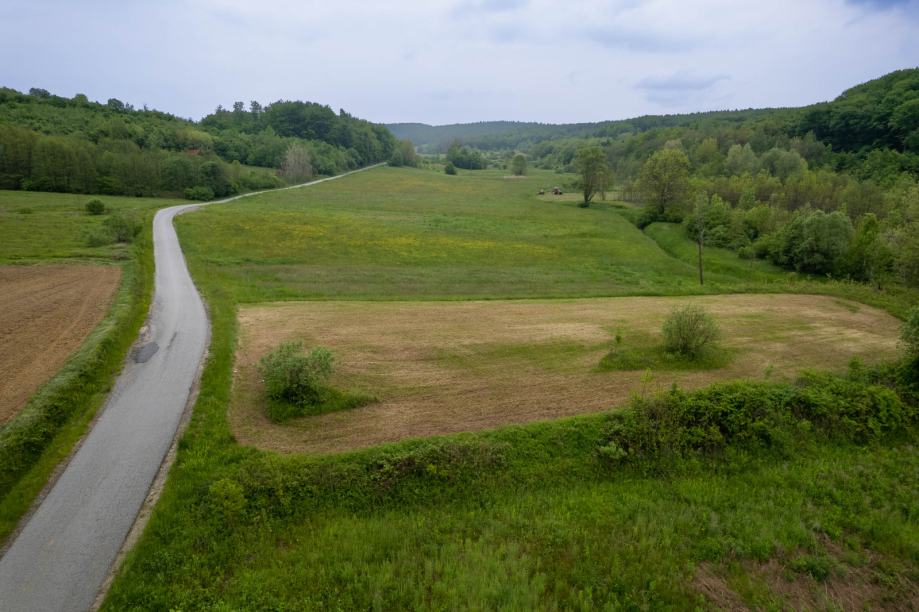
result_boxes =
[0,0,916,123]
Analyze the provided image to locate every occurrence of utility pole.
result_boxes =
[698,226,704,286]
[695,197,705,286]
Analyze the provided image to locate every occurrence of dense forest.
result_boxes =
[0,88,395,199]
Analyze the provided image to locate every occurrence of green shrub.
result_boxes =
[103,213,142,243]
[258,342,333,407]
[662,304,720,358]
[208,478,247,527]
[86,231,113,247]
[85,199,106,215]
[444,162,457,175]
[902,306,919,359]
[184,185,215,201]
[597,373,915,471]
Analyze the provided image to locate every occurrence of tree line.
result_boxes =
[0,87,397,198]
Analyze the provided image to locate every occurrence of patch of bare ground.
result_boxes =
[230,294,901,454]
[0,264,121,424]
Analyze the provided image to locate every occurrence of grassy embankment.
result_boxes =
[103,167,918,608]
[0,190,185,543]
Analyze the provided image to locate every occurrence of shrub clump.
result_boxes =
[259,342,333,408]
[902,306,919,359]
[184,185,215,201]
[85,199,106,215]
[104,213,142,243]
[597,372,915,471]
[662,304,719,358]
[444,161,457,175]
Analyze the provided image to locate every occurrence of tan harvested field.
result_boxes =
[231,294,902,455]
[0,264,121,424]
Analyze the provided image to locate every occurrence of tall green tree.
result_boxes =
[638,148,691,218]
[846,213,893,286]
[574,146,609,207]
[510,153,527,176]
[389,139,419,167]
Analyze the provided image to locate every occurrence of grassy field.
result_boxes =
[176,167,717,300]
[0,190,185,262]
[101,166,919,608]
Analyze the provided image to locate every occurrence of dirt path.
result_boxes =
[230,294,902,455]
[0,264,121,425]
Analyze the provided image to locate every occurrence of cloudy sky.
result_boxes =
[1,0,917,125]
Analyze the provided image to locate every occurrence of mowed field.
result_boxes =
[233,294,901,453]
[0,264,121,422]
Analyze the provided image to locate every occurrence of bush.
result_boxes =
[184,185,215,201]
[444,162,457,175]
[597,373,915,471]
[902,306,919,359]
[85,199,106,215]
[662,304,719,358]
[103,213,142,243]
[258,342,333,408]
[86,231,113,247]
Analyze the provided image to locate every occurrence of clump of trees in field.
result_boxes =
[446,140,487,169]
[388,139,420,167]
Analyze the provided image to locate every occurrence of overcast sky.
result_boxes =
[1,0,917,125]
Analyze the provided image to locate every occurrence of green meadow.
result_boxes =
[176,167,715,300]
[0,190,184,262]
[99,166,919,609]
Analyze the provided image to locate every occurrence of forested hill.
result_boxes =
[0,88,395,199]
[389,68,919,155]
[388,110,790,153]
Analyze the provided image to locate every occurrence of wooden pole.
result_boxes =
[698,227,704,286]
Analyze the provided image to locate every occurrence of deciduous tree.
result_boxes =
[574,146,610,207]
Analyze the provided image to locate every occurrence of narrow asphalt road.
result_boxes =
[0,165,381,612]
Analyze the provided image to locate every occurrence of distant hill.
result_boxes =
[388,68,919,155]
[388,109,791,153]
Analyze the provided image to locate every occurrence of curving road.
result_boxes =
[0,165,381,612]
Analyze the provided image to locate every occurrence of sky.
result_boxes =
[1,0,917,125]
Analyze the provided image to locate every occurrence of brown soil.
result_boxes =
[230,294,901,455]
[0,264,121,424]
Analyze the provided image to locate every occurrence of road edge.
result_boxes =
[88,163,384,609]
